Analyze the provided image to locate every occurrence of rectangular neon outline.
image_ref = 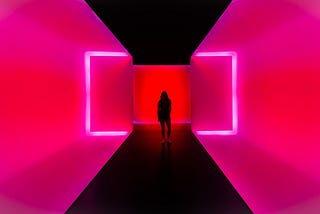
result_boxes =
[193,51,238,135]
[85,51,130,136]
[133,65,191,125]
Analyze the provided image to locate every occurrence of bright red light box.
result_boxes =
[133,65,191,124]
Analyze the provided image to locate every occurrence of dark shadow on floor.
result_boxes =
[67,124,251,214]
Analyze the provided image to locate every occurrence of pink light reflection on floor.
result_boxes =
[0,135,129,213]
[194,134,320,213]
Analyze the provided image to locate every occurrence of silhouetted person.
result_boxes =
[158,91,172,144]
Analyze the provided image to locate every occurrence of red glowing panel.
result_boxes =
[86,51,133,136]
[134,65,190,124]
[191,52,237,135]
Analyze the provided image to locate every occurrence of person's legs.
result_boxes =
[165,119,171,143]
[160,120,165,143]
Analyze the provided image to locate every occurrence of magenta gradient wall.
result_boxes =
[0,0,132,212]
[193,0,320,213]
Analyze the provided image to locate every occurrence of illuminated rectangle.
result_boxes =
[191,51,237,135]
[85,51,132,136]
[133,65,191,124]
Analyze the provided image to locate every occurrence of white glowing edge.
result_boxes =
[85,51,129,136]
[193,51,238,136]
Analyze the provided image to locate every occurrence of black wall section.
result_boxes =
[85,0,231,65]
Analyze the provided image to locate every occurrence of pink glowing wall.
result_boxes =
[193,0,320,213]
[0,0,131,212]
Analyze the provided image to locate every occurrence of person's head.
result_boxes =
[160,91,168,100]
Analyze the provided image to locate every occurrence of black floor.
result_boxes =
[67,125,252,214]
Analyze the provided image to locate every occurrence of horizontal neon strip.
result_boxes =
[194,51,237,57]
[87,131,129,136]
[196,130,237,135]
[85,51,128,57]
[133,120,191,124]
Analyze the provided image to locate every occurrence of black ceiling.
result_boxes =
[85,0,231,65]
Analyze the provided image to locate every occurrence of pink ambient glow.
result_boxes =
[85,51,131,136]
[192,51,238,135]
[193,0,320,213]
[0,0,132,212]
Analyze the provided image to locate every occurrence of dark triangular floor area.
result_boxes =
[67,125,252,214]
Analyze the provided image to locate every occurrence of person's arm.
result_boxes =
[169,100,172,114]
[158,101,161,112]
[157,101,161,121]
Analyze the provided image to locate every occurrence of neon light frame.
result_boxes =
[193,51,238,135]
[85,51,130,136]
[132,65,191,125]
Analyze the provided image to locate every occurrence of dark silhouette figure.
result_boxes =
[158,91,172,143]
